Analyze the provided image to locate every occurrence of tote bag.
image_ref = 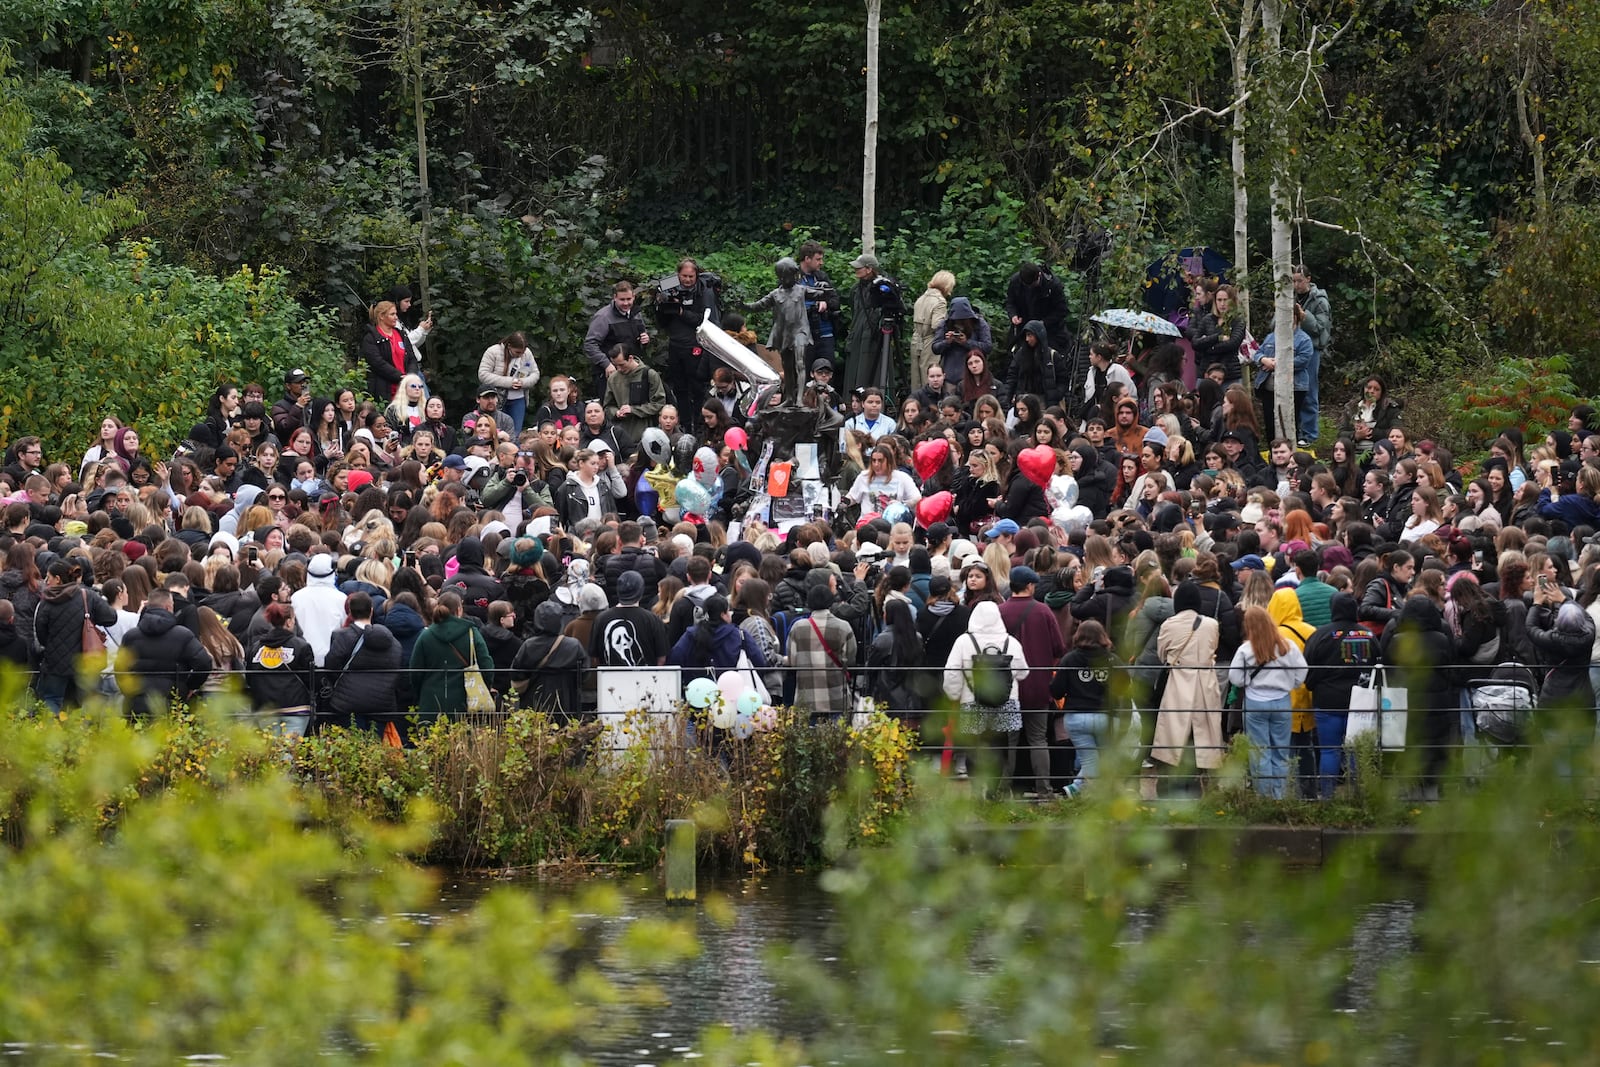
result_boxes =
[1347,667,1406,750]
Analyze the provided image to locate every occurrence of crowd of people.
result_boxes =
[0,249,1592,801]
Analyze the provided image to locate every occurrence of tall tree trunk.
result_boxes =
[1262,0,1296,441]
[406,2,433,376]
[412,71,432,320]
[1514,58,1547,224]
[1231,0,1257,334]
[861,0,881,256]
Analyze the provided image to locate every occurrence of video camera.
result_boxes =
[867,274,905,324]
[657,270,725,304]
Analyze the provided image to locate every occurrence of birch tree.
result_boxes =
[861,0,881,256]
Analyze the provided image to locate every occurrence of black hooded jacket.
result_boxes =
[324,622,403,718]
[1303,593,1380,710]
[443,537,505,622]
[1071,566,1138,651]
[1071,444,1115,519]
[1004,320,1063,402]
[1379,596,1457,711]
[117,608,213,717]
[511,601,589,720]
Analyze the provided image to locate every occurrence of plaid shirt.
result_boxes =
[786,608,857,717]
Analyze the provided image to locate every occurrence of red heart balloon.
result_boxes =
[913,437,950,482]
[1018,445,1056,489]
[915,491,953,527]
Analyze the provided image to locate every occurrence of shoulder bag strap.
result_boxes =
[809,616,849,676]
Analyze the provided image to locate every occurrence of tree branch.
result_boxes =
[1131,92,1252,164]
[1293,214,1493,359]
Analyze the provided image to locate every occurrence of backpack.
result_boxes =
[771,609,807,655]
[965,634,1015,709]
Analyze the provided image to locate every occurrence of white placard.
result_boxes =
[595,667,682,768]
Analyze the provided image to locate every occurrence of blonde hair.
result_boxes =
[928,270,956,297]
[981,540,1011,589]
[356,557,394,591]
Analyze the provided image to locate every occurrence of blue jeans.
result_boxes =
[503,394,527,434]
[34,674,70,713]
[1298,346,1321,441]
[1063,712,1110,788]
[1314,709,1347,799]
[1244,695,1293,799]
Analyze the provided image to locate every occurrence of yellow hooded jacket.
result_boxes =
[1269,586,1318,732]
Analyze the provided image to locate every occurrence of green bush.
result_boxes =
[0,241,354,455]
[0,696,697,1062]
[782,740,1600,1065]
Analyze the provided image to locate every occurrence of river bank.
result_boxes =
[6,700,1595,873]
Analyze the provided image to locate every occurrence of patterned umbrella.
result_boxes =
[1091,308,1182,336]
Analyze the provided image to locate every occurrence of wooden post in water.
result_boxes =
[665,819,696,904]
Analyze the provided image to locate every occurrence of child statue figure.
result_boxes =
[745,256,826,403]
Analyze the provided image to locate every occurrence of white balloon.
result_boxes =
[1047,474,1079,509]
[711,701,738,730]
[1052,504,1094,532]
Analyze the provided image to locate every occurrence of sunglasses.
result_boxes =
[267,493,286,501]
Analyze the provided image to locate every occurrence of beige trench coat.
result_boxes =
[1151,610,1226,769]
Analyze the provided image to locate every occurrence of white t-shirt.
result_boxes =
[846,470,922,511]
[572,474,603,523]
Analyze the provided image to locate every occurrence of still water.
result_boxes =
[428,870,840,1064]
[418,870,1466,1064]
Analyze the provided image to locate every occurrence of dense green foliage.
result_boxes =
[784,739,1600,1065]
[0,690,704,1063]
[2,678,1599,1061]
[5,1,1600,445]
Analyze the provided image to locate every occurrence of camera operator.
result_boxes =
[931,297,993,387]
[583,280,651,403]
[1004,260,1072,352]
[653,258,722,434]
[482,441,553,523]
[797,241,843,368]
[843,253,905,397]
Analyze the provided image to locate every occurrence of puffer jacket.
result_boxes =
[32,581,117,678]
[117,608,213,717]
[0,570,41,656]
[324,622,402,718]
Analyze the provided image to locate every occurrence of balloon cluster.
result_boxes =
[684,673,777,737]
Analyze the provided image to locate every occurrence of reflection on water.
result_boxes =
[428,870,840,1065]
[421,872,1471,1063]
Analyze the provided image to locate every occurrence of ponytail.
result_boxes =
[433,590,463,624]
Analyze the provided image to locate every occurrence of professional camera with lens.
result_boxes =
[868,274,906,323]
[510,469,528,487]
